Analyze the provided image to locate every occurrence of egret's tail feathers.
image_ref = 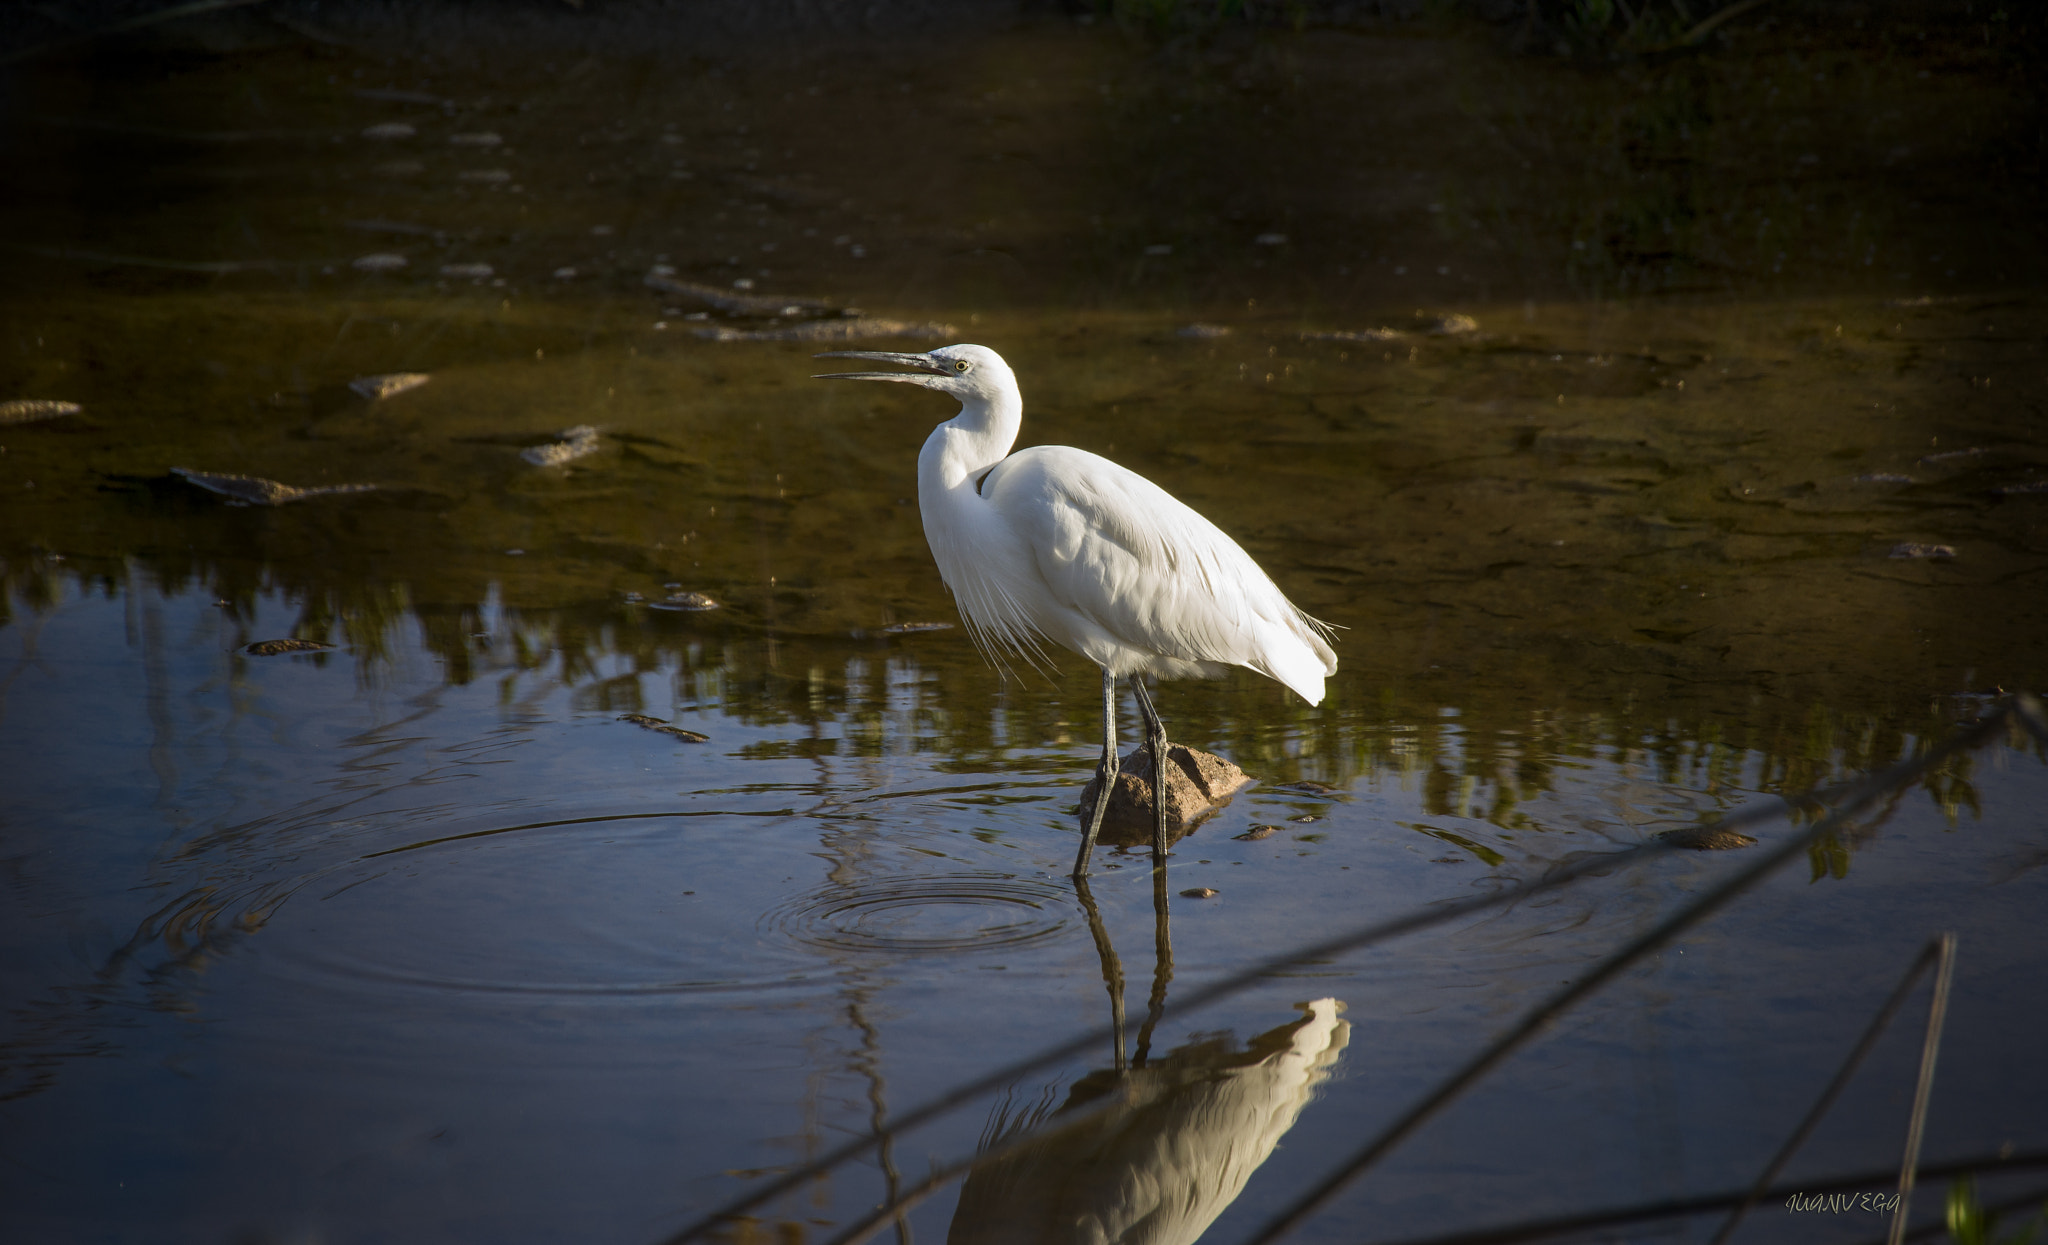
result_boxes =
[1252,615,1337,706]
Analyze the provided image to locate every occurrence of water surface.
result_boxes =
[1,5,2045,1243]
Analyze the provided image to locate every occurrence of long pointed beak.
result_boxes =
[812,350,947,383]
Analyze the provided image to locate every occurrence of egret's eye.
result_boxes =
[953,359,970,373]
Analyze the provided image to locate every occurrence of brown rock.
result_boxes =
[1077,744,1250,847]
[1180,887,1219,899]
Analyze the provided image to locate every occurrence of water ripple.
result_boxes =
[760,873,1073,956]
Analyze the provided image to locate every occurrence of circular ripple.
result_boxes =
[761,873,1073,955]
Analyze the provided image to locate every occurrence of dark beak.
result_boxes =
[812,350,947,383]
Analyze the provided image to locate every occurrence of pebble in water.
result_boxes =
[456,169,511,184]
[361,122,415,140]
[0,400,82,425]
[351,253,407,272]
[1255,232,1288,246]
[880,621,953,634]
[172,468,378,506]
[244,638,336,656]
[439,263,494,279]
[617,714,710,742]
[651,591,719,612]
[449,132,502,146]
[520,425,601,467]
[349,373,431,401]
[1889,542,1957,559]
[1234,825,1280,841]
[1176,324,1232,338]
[1180,887,1220,898]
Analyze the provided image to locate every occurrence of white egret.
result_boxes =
[814,345,1335,876]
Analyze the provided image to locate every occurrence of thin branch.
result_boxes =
[1889,933,1959,1245]
[1710,938,1947,1245]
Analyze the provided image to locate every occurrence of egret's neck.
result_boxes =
[918,388,1022,494]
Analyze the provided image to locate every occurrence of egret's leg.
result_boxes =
[1073,874,1127,1074]
[1072,667,1119,878]
[1132,865,1174,1069]
[1130,677,1171,868]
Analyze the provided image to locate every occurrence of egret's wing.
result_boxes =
[983,446,1335,701]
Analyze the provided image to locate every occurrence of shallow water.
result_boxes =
[1,5,2045,1244]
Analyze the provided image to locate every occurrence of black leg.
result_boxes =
[1132,865,1174,1069]
[1072,667,1119,878]
[1130,677,1170,869]
[1073,874,1127,1074]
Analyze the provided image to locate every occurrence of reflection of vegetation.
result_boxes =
[1947,1176,2048,1245]
[5,553,2007,885]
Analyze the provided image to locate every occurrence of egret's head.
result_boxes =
[812,343,1014,405]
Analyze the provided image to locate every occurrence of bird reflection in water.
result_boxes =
[947,876,1350,1245]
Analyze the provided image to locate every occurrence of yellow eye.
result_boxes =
[954,360,969,373]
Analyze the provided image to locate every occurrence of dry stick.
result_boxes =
[653,699,2021,1245]
[1889,933,1960,1245]
[1240,708,2017,1245]
[1346,1153,2048,1245]
[1708,938,1947,1245]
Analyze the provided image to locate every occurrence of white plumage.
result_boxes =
[816,343,1335,875]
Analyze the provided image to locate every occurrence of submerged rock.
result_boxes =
[350,372,431,400]
[1078,744,1251,846]
[520,425,600,467]
[1658,825,1759,851]
[1270,780,1336,795]
[0,400,82,425]
[245,638,335,656]
[172,468,377,506]
[880,621,952,633]
[618,714,710,742]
